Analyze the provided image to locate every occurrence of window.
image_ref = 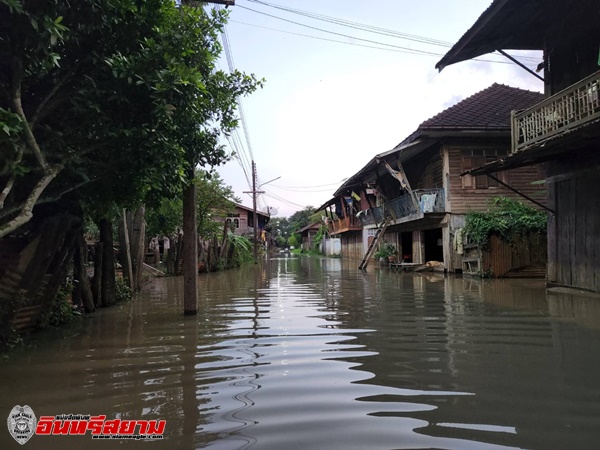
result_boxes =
[226,217,240,228]
[461,149,508,189]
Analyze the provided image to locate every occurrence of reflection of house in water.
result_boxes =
[331,272,600,449]
[320,84,546,273]
[436,0,600,293]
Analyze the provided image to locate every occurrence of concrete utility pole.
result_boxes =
[244,162,264,263]
[243,161,280,263]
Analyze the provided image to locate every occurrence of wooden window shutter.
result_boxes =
[487,157,499,187]
[473,156,488,189]
[461,156,474,189]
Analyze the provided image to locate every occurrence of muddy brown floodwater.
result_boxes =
[2,256,600,450]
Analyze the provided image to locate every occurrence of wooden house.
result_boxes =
[222,203,270,238]
[321,83,546,272]
[437,0,600,292]
[297,222,322,252]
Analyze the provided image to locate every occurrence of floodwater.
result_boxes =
[2,256,600,450]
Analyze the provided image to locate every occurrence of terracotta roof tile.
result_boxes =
[420,83,543,129]
[395,83,543,148]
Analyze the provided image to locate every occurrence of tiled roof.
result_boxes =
[396,83,543,148]
[421,83,543,129]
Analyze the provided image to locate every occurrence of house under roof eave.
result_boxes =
[319,83,543,208]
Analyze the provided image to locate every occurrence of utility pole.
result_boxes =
[244,161,264,263]
[243,162,280,263]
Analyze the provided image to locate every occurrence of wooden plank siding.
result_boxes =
[340,231,365,261]
[551,168,599,292]
[481,233,547,277]
[445,144,547,214]
[404,147,444,190]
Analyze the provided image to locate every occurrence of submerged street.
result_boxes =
[2,256,600,449]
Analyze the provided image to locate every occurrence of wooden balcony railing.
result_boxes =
[357,188,445,226]
[512,69,600,153]
[326,214,362,234]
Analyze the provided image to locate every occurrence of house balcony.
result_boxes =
[358,188,445,226]
[512,69,600,153]
[327,215,363,235]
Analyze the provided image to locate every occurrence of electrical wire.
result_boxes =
[270,180,347,189]
[246,0,453,47]
[263,191,308,209]
[239,1,541,65]
[230,20,455,56]
[237,5,446,57]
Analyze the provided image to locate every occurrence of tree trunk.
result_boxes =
[183,182,197,315]
[92,242,103,308]
[99,218,116,307]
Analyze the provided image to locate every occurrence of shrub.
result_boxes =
[465,197,547,246]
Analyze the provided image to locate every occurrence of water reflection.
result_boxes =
[1,257,600,449]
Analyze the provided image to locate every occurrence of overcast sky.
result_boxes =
[214,0,543,218]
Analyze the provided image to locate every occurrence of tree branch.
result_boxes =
[0,164,63,238]
[0,142,25,209]
[30,63,80,129]
[11,64,49,170]
[0,176,98,222]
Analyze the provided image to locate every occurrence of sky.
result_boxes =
[213,0,544,218]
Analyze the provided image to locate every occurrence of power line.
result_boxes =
[230,20,455,56]
[263,191,307,209]
[239,1,540,65]
[219,11,258,195]
[246,0,452,47]
[270,180,347,189]
[237,4,445,57]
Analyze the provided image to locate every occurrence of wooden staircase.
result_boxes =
[359,216,391,270]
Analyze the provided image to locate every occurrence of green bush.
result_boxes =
[116,277,133,302]
[465,197,547,246]
[40,281,78,329]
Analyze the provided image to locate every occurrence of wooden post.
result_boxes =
[129,206,146,291]
[99,218,116,307]
[183,181,198,315]
[74,231,95,313]
[119,209,134,290]
[412,230,425,264]
[92,241,103,308]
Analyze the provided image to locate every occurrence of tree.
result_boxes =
[0,0,168,237]
[0,0,263,329]
[146,169,240,240]
[0,0,262,237]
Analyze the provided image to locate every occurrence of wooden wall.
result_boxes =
[404,146,443,189]
[340,230,365,261]
[547,151,600,292]
[446,144,546,214]
[481,232,547,277]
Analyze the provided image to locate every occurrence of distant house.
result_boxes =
[297,222,322,252]
[436,0,600,292]
[222,203,270,238]
[321,83,546,273]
